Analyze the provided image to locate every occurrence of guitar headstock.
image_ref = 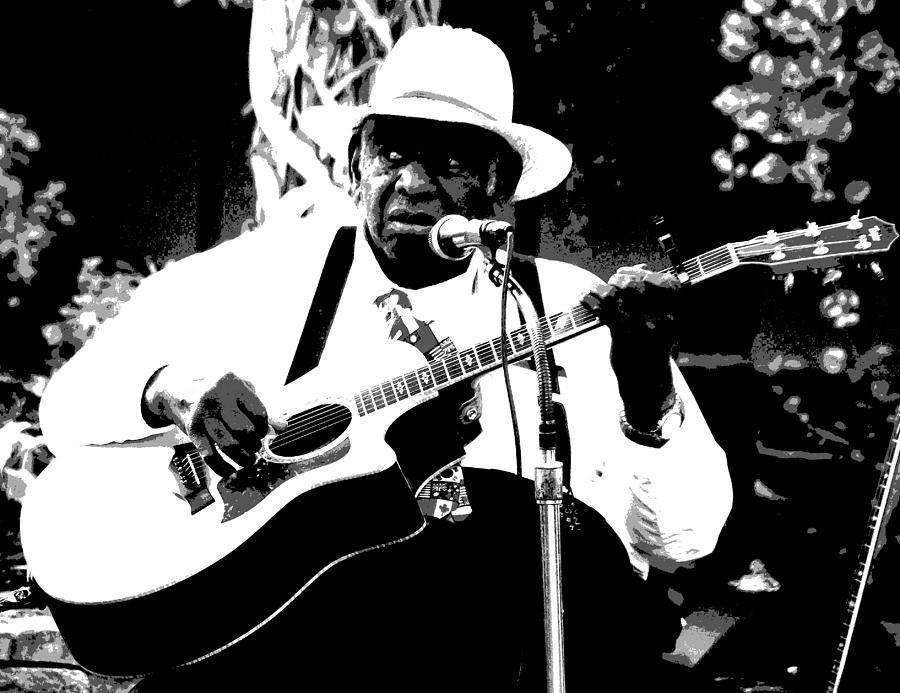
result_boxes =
[734,214,897,274]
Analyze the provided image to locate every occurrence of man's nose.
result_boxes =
[395,160,437,194]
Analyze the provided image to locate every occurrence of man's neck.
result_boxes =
[364,230,469,290]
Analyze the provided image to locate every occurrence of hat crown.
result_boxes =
[371,26,514,121]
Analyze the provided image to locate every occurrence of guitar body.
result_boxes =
[20,344,432,676]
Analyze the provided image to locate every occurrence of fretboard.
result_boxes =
[349,244,740,418]
[351,303,594,417]
[349,246,740,418]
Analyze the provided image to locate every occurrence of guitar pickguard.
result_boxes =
[218,437,351,522]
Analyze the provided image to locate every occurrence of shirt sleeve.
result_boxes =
[539,260,734,577]
[38,195,337,455]
[594,364,732,573]
[38,253,225,453]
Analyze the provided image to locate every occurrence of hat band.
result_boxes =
[391,90,500,122]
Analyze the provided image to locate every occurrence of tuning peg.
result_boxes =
[822,268,842,285]
[784,272,795,294]
[870,261,884,280]
[658,233,684,274]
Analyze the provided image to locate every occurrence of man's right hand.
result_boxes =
[142,365,286,477]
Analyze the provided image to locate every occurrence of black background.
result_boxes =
[4,2,900,687]
[4,0,899,361]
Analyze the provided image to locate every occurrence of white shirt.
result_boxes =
[39,195,732,577]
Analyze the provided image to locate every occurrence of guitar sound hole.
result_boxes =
[267,404,352,458]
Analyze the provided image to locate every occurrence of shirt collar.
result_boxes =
[352,223,488,301]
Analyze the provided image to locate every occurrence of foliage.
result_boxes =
[0,111,73,290]
[174,0,442,224]
[1,110,71,431]
[0,110,144,504]
[244,0,441,223]
[712,0,898,202]
[41,258,144,373]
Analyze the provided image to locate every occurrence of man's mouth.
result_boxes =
[385,210,438,229]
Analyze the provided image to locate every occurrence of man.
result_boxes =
[37,26,731,691]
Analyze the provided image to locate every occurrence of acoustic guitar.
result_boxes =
[20,214,896,676]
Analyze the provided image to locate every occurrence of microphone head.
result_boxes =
[429,215,472,261]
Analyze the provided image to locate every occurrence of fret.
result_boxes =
[670,259,698,284]
[725,242,738,265]
[547,311,575,338]
[695,255,714,277]
[371,386,386,409]
[459,347,480,374]
[475,341,496,367]
[353,393,366,417]
[391,376,409,400]
[404,371,422,396]
[416,366,435,391]
[444,351,465,381]
[492,335,515,360]
[489,338,501,362]
[360,390,376,414]
[430,360,450,386]
[381,381,397,406]
[571,307,595,329]
[510,328,531,353]
[537,316,552,343]
[696,248,737,279]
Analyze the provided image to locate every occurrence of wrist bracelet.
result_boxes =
[619,393,685,448]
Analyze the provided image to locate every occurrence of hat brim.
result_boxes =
[297,97,572,202]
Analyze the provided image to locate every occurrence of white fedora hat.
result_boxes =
[297,25,572,202]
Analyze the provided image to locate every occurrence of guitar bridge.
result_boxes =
[168,443,215,514]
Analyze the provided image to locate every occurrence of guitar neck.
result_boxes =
[349,213,897,418]
[826,406,900,692]
[351,302,601,417]
[349,243,734,418]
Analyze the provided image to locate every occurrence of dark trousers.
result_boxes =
[134,467,678,692]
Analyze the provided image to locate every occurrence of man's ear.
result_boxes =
[348,144,362,198]
[485,160,514,213]
[486,165,498,198]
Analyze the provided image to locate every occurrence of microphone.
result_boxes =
[428,215,513,260]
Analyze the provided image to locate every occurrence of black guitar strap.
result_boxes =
[510,254,573,488]
[284,226,356,385]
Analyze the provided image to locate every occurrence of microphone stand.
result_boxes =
[485,252,566,693]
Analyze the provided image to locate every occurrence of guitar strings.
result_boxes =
[251,227,857,450]
[252,308,600,450]
[196,239,823,452]
[270,311,575,434]
[265,315,578,447]
[193,220,879,457]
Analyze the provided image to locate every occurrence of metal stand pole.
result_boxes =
[487,256,566,693]
[536,450,566,693]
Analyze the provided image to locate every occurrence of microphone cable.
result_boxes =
[499,231,523,479]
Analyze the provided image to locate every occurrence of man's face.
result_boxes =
[352,116,512,288]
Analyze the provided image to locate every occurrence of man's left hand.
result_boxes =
[581,264,681,430]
